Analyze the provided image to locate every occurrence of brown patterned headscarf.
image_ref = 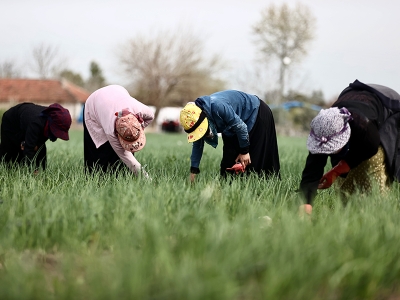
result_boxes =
[115,109,146,152]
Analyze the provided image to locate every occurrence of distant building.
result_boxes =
[0,78,90,121]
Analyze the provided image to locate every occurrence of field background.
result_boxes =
[1,129,400,299]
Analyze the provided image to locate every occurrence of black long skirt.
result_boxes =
[220,100,280,179]
[83,109,128,174]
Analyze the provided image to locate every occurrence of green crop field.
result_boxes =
[1,130,400,299]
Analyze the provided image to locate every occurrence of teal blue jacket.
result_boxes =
[190,90,260,170]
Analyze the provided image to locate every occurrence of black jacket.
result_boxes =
[299,80,400,204]
[1,103,49,169]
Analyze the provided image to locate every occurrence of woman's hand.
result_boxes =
[20,142,38,152]
[236,153,251,169]
[299,204,313,215]
[189,173,196,183]
[299,204,312,220]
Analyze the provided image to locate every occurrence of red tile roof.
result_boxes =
[0,78,90,104]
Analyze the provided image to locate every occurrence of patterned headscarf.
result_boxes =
[115,109,146,152]
[307,107,352,154]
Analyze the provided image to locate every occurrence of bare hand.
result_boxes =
[299,204,312,221]
[141,169,152,181]
[235,153,251,169]
[298,204,312,216]
[21,142,38,152]
[189,173,196,183]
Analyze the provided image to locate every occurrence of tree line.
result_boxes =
[1,3,325,130]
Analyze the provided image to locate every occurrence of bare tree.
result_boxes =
[252,3,316,102]
[0,59,22,78]
[233,64,276,100]
[118,28,226,122]
[30,43,66,79]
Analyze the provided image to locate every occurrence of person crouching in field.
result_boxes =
[0,103,71,172]
[299,80,400,214]
[179,90,280,182]
[83,85,154,178]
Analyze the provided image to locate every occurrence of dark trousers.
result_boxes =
[83,111,128,174]
[220,100,280,179]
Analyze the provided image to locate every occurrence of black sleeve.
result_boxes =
[239,146,249,154]
[190,166,200,174]
[299,152,328,204]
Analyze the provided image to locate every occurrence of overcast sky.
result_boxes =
[1,0,399,101]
